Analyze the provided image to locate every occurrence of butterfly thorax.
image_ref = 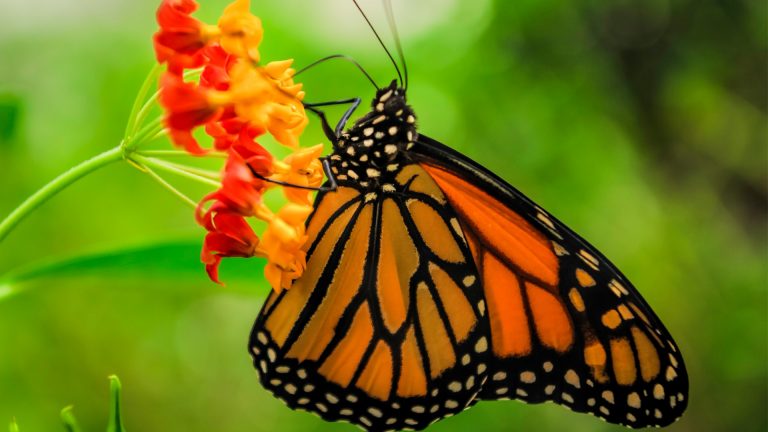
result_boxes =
[328,81,417,189]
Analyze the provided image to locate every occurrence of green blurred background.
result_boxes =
[0,0,765,431]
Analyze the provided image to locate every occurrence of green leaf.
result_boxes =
[106,376,126,432]
[9,418,19,432]
[60,406,83,432]
[0,240,266,301]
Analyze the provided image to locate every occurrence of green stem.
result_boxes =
[137,149,228,158]
[125,117,164,149]
[138,163,198,208]
[131,154,221,188]
[0,147,123,243]
[124,63,163,139]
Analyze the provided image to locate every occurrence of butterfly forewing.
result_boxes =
[413,135,689,428]
[250,134,491,429]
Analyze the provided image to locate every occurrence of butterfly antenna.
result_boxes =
[352,0,403,88]
[383,0,408,90]
[295,54,379,90]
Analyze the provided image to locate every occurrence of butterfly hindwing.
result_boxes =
[412,134,689,428]
[249,163,491,431]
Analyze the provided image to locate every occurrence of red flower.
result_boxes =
[159,73,222,154]
[197,148,271,220]
[154,0,217,74]
[199,205,259,284]
[204,107,266,152]
[200,44,235,91]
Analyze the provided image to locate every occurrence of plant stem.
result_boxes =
[131,155,221,188]
[124,63,163,139]
[0,147,123,243]
[137,149,228,158]
[138,164,198,208]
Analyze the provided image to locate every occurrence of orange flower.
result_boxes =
[217,0,263,61]
[259,203,314,292]
[271,144,324,206]
[224,59,308,148]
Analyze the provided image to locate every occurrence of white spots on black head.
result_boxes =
[379,89,393,103]
[363,127,374,136]
[388,126,398,135]
[346,146,356,156]
[363,139,374,147]
[375,102,384,112]
[407,115,415,124]
[384,144,397,154]
[386,163,399,172]
[373,115,387,125]
[375,131,385,139]
[348,170,359,180]
[359,154,369,162]
[366,168,381,178]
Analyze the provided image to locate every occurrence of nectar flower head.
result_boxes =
[153,0,324,290]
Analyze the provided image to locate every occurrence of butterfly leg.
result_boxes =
[305,97,362,140]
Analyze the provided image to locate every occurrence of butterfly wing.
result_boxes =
[249,164,491,431]
[411,134,688,428]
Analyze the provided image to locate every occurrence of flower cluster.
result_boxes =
[154,0,323,291]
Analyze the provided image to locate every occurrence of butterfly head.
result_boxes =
[332,80,418,187]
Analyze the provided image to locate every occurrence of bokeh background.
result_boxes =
[0,0,765,431]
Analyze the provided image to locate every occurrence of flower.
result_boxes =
[217,0,263,62]
[271,144,324,206]
[153,0,325,290]
[199,204,260,284]
[197,147,272,219]
[153,0,219,74]
[259,203,314,292]
[159,73,223,154]
[225,59,308,148]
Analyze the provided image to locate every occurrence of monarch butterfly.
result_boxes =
[248,4,688,431]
